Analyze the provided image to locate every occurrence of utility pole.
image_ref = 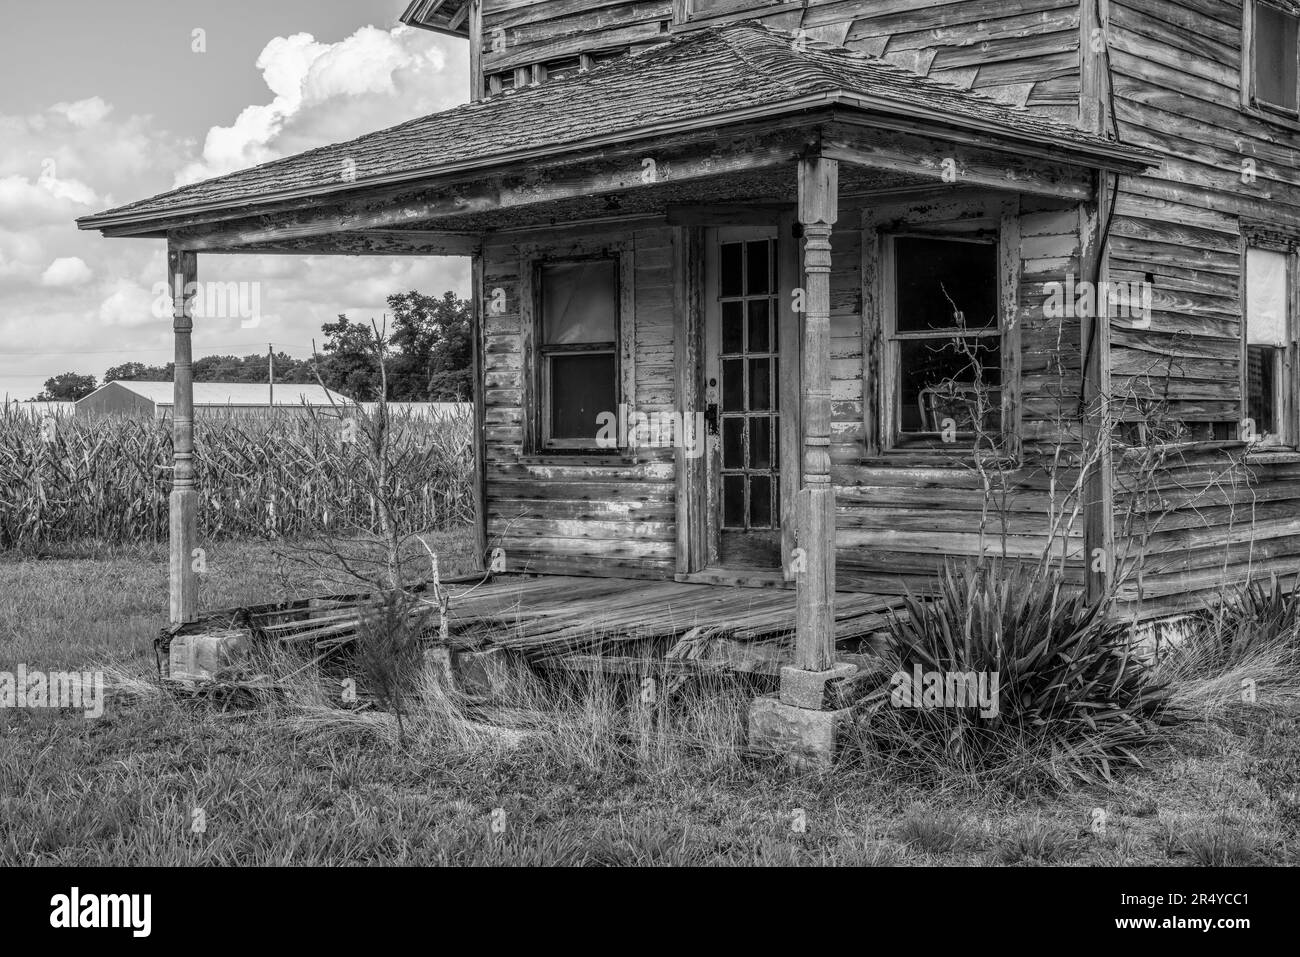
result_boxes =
[268,343,274,408]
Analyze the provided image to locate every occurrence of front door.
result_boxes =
[703,226,794,570]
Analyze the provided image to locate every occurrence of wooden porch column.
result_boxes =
[795,156,838,671]
[168,243,199,624]
[1079,182,1115,604]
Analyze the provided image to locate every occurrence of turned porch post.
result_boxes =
[795,156,838,671]
[168,243,199,624]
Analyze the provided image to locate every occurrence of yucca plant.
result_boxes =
[1203,576,1300,667]
[1154,577,1300,718]
[850,562,1178,787]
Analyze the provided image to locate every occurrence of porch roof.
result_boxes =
[78,22,1153,238]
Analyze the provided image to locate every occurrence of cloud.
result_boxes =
[97,278,157,327]
[50,97,114,129]
[175,25,463,185]
[41,256,93,287]
[0,25,470,400]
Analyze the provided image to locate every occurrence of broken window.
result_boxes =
[1245,245,1290,445]
[1254,1,1300,112]
[680,0,780,22]
[886,235,1002,445]
[539,259,619,448]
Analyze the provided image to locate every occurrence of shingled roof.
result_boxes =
[79,22,1152,232]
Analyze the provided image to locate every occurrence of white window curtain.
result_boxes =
[1246,246,1288,347]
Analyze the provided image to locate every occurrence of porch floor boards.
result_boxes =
[445,575,905,665]
[209,574,906,676]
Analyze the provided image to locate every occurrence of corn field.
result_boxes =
[0,405,476,549]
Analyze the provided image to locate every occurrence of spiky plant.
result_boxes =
[851,562,1177,787]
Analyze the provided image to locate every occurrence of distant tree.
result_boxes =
[387,290,473,401]
[35,372,97,401]
[104,361,169,382]
[87,287,474,404]
[318,314,385,400]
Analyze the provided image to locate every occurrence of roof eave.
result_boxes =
[827,94,1154,175]
[75,97,839,237]
[399,0,470,39]
[76,91,1154,238]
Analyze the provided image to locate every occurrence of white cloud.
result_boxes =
[0,173,99,222]
[0,26,471,399]
[41,256,93,287]
[97,278,157,327]
[50,97,113,129]
[175,25,462,186]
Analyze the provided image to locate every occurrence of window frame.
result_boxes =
[880,231,1006,450]
[672,0,784,26]
[1243,0,1300,119]
[863,199,1022,461]
[1242,230,1299,450]
[521,241,635,455]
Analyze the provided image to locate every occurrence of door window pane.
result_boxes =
[749,416,773,470]
[748,358,772,411]
[749,475,772,527]
[723,417,745,469]
[722,301,745,353]
[720,243,744,298]
[722,358,745,411]
[746,240,772,295]
[723,475,745,528]
[747,299,770,352]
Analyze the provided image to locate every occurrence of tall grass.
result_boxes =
[0,405,474,549]
[1154,577,1300,718]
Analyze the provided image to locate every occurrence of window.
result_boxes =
[1250,1,1300,112]
[538,259,619,449]
[883,235,1002,447]
[676,0,778,23]
[1245,245,1291,445]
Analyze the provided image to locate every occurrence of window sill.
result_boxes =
[857,451,1021,470]
[518,452,639,466]
[1244,102,1300,134]
[1245,448,1300,464]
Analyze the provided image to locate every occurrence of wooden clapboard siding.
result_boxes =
[1114,446,1300,618]
[1104,0,1300,617]
[479,0,1082,120]
[825,192,1089,595]
[482,227,679,578]
[1105,0,1296,425]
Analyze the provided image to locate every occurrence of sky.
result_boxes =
[0,0,471,400]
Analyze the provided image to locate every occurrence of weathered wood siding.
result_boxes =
[479,0,1082,120]
[1106,0,1300,616]
[479,196,1092,590]
[835,194,1087,595]
[482,226,680,578]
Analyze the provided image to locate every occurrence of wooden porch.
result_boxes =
[174,575,909,678]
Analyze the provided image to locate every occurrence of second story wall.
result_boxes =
[477,0,1084,121]
[1105,0,1300,434]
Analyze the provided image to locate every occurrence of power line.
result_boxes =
[0,342,318,357]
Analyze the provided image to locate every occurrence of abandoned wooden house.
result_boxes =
[77,1,1300,757]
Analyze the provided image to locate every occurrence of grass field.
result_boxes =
[2,538,1297,866]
